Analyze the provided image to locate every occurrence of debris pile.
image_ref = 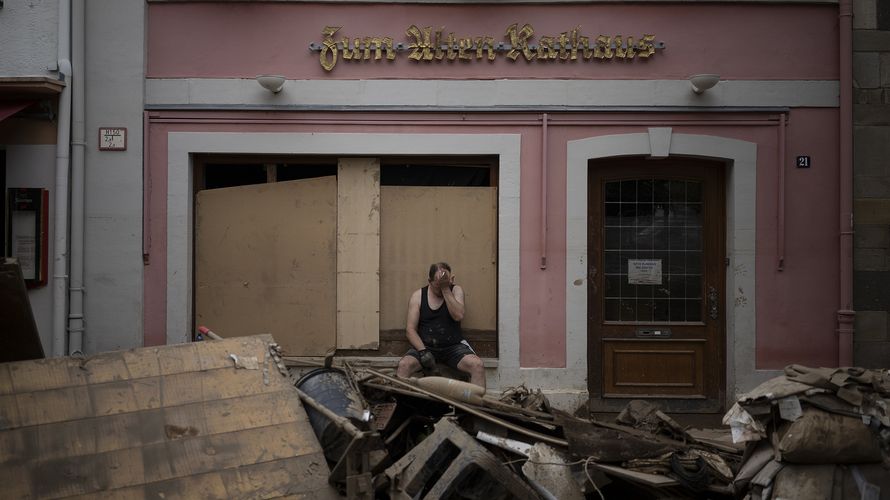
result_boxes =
[7,328,887,499]
[723,365,890,499]
[0,335,341,499]
[290,362,746,499]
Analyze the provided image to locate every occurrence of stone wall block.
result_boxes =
[854,340,890,368]
[856,88,885,104]
[854,176,890,198]
[855,0,878,30]
[881,52,890,87]
[853,224,890,250]
[853,30,890,52]
[854,126,890,175]
[855,52,882,88]
[855,224,890,248]
[854,247,888,270]
[879,0,890,30]
[855,310,889,341]
[854,270,890,309]
[855,104,890,124]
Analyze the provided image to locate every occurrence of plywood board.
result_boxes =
[380,186,497,331]
[0,335,338,499]
[337,158,380,349]
[195,177,337,356]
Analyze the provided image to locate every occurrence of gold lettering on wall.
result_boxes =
[311,24,663,71]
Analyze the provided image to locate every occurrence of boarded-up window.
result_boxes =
[195,177,337,356]
[193,156,498,358]
[379,186,498,357]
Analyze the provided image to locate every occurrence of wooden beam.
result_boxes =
[337,158,380,349]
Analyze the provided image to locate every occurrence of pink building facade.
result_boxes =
[142,1,851,412]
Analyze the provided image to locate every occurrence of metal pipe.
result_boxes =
[384,416,414,445]
[540,113,549,269]
[143,111,152,262]
[67,0,85,354]
[777,113,786,271]
[51,0,72,357]
[362,368,568,447]
[295,387,365,438]
[837,0,855,366]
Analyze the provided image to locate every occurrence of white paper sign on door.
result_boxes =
[628,259,662,285]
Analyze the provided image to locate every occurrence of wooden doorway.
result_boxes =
[588,157,726,413]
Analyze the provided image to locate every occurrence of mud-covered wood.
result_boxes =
[0,335,339,499]
[560,414,678,463]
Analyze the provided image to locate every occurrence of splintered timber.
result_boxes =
[312,24,663,71]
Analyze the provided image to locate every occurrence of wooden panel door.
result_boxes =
[195,177,337,356]
[588,158,726,413]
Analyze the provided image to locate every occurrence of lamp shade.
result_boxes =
[689,74,720,94]
[256,75,286,93]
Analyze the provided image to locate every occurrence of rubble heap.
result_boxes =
[724,365,890,499]
[292,362,746,499]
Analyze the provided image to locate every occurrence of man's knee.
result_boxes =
[397,355,420,376]
[459,354,484,373]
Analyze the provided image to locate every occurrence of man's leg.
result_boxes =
[397,354,421,378]
[456,354,486,389]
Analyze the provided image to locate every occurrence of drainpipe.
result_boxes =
[68,0,85,354]
[837,0,855,367]
[540,113,548,269]
[51,0,72,357]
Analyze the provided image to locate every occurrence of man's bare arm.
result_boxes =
[405,289,425,350]
[441,284,465,322]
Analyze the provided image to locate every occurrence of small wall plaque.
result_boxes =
[98,127,127,151]
[796,155,811,168]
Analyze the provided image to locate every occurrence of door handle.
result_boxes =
[708,285,718,320]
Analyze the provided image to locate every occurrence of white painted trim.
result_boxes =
[565,131,770,404]
[166,132,522,374]
[148,79,840,109]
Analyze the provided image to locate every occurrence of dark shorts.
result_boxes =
[406,340,477,370]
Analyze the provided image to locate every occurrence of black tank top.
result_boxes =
[418,286,463,347]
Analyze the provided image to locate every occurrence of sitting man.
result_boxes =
[396,262,486,389]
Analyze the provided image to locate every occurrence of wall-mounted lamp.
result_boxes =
[689,74,720,94]
[256,75,286,93]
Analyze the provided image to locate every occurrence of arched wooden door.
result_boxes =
[588,157,726,413]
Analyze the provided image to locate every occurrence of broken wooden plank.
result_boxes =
[0,391,310,466]
[0,335,336,499]
[559,414,679,463]
[588,462,681,487]
[0,335,277,395]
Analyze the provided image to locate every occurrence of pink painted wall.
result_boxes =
[144,109,840,371]
[144,2,842,371]
[147,3,839,80]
